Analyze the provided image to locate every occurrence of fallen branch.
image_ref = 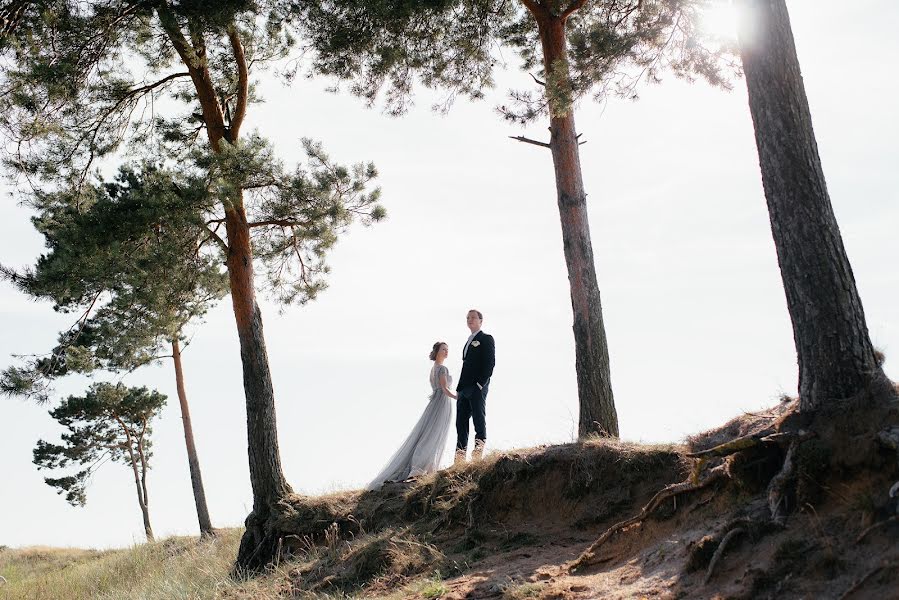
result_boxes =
[569,463,729,573]
[704,527,745,584]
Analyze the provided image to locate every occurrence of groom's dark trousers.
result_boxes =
[456,382,488,452]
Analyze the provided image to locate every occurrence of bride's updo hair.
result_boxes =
[429,341,446,361]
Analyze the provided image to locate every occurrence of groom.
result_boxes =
[455,309,496,464]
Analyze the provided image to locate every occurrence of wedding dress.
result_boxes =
[367,364,453,490]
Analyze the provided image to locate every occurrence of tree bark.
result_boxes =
[736,0,886,411]
[159,10,292,571]
[529,3,619,438]
[225,198,294,573]
[171,338,214,537]
[120,420,154,542]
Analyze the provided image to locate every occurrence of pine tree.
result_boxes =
[33,382,167,542]
[734,0,888,411]
[299,0,735,438]
[0,1,384,572]
[2,164,229,537]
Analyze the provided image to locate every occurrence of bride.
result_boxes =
[367,342,456,490]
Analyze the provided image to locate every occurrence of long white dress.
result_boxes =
[367,364,453,491]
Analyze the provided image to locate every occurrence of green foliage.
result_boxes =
[1,134,383,399]
[196,135,384,304]
[33,382,166,506]
[0,163,228,402]
[300,0,507,115]
[0,1,296,181]
[0,0,384,310]
[299,0,739,122]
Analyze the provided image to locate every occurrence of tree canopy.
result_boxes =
[34,382,165,508]
[300,0,736,120]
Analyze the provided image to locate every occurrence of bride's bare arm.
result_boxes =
[439,371,457,399]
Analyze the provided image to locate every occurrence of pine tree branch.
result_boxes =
[116,412,146,508]
[120,72,191,105]
[510,135,551,148]
[156,6,227,150]
[290,233,310,285]
[0,0,30,38]
[519,0,546,19]
[0,262,28,288]
[227,24,249,141]
[561,0,589,20]
[201,223,228,252]
[247,219,312,229]
[612,0,645,30]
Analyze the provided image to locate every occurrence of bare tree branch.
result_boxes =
[510,135,551,148]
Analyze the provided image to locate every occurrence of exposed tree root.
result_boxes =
[703,526,745,584]
[232,507,294,578]
[568,464,729,573]
[836,561,897,600]
[569,419,817,577]
[877,425,899,454]
[768,440,798,525]
[686,428,776,459]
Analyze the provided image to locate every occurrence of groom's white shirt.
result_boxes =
[463,329,483,389]
[463,329,480,358]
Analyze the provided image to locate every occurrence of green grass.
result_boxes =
[500,581,543,599]
[418,577,448,599]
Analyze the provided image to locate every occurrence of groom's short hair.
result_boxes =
[468,309,483,320]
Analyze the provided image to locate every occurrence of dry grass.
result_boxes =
[0,529,276,600]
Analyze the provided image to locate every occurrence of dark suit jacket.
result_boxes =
[457,331,495,391]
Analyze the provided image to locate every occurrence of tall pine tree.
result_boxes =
[2,163,229,537]
[734,0,888,411]
[299,0,735,438]
[0,1,384,571]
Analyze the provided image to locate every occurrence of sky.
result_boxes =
[1,1,897,549]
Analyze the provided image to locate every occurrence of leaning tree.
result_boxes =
[34,382,167,542]
[0,1,384,572]
[1,163,231,537]
[300,0,736,438]
[733,0,888,411]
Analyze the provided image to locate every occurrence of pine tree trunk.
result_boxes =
[135,427,154,542]
[157,12,293,570]
[736,0,885,411]
[535,12,619,438]
[129,458,154,542]
[225,199,293,574]
[171,338,215,537]
[123,431,154,542]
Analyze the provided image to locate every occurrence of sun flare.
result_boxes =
[700,3,740,40]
